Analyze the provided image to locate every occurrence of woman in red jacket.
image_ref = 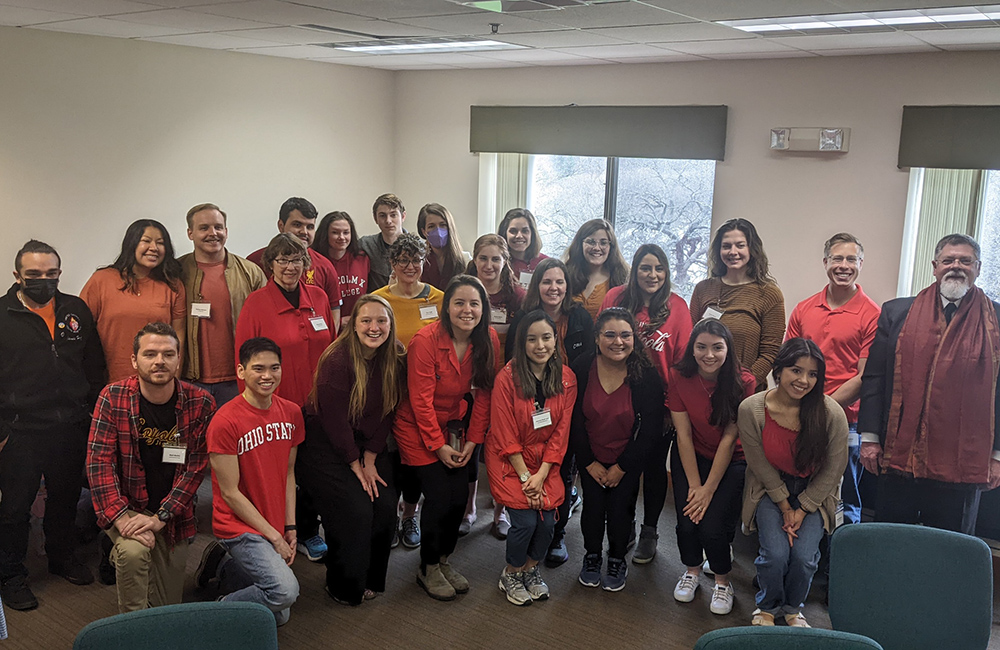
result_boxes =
[487,310,576,606]
[393,275,501,601]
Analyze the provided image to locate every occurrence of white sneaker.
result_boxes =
[673,571,699,603]
[709,583,734,615]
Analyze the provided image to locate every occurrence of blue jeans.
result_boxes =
[841,423,863,525]
[754,490,825,616]
[194,380,239,408]
[218,533,299,626]
[505,508,556,567]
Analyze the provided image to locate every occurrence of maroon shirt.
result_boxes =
[582,363,634,466]
[761,409,809,477]
[668,367,755,461]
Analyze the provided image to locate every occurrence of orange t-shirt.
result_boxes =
[575,279,610,323]
[28,300,56,339]
[81,268,186,382]
[195,261,236,383]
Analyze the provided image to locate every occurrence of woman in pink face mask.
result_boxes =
[418,203,469,291]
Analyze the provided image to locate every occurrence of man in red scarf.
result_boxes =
[859,233,1000,535]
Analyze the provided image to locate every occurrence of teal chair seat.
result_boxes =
[694,627,884,649]
[73,601,278,650]
[828,522,993,650]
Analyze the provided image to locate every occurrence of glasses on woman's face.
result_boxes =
[393,257,423,270]
[583,238,611,250]
[600,330,633,342]
[273,257,305,268]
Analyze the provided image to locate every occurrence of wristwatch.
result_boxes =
[156,508,172,522]
[518,471,531,484]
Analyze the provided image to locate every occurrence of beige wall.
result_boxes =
[0,26,395,293]
[394,51,1000,310]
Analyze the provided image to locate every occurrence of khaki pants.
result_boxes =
[106,511,189,613]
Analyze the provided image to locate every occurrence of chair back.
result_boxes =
[828,522,993,650]
[73,601,278,650]
[694,626,884,649]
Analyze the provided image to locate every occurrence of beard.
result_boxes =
[939,274,971,301]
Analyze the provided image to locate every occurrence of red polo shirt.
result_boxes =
[785,284,880,423]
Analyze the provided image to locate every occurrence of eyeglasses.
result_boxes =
[600,330,633,342]
[827,256,861,266]
[273,257,305,268]
[936,256,977,268]
[584,238,611,250]
[393,257,423,269]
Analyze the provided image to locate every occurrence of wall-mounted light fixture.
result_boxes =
[770,127,851,152]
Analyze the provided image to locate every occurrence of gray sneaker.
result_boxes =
[632,524,658,564]
[498,569,532,606]
[521,565,550,600]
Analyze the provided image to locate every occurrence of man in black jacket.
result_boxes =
[0,240,106,610]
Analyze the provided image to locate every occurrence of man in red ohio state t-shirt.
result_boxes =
[197,337,304,627]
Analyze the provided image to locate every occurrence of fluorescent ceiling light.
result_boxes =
[717,6,998,33]
[329,38,524,54]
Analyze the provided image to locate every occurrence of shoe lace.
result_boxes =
[711,584,732,603]
[402,518,418,534]
[584,555,602,572]
[678,573,698,591]
[303,535,324,547]
[523,567,543,587]
[607,560,624,578]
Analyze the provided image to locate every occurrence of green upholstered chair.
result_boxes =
[73,601,278,650]
[828,522,993,650]
[694,627,884,649]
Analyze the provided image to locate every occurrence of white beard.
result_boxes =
[940,276,971,301]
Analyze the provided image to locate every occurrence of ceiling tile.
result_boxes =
[450,58,534,68]
[113,8,268,31]
[596,53,706,63]
[140,30,287,47]
[529,1,691,29]
[217,25,358,43]
[662,37,796,54]
[468,47,592,61]
[231,43,342,57]
[0,0,162,17]
[551,42,677,57]
[709,49,818,59]
[0,5,86,25]
[127,0,239,6]
[813,44,940,54]
[773,30,930,49]
[579,22,713,42]
[197,0,364,27]
[638,0,842,21]
[493,28,629,46]
[291,0,484,20]
[827,0,977,10]
[909,25,1000,45]
[639,21,752,42]
[391,10,560,35]
[32,16,193,36]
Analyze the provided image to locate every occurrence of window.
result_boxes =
[975,170,1000,301]
[528,154,716,299]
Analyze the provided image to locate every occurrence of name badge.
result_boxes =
[190,302,211,318]
[518,271,533,287]
[532,408,552,430]
[163,444,187,464]
[834,499,845,528]
[419,305,439,320]
[847,431,860,447]
[309,316,329,332]
[490,308,507,324]
[702,306,724,320]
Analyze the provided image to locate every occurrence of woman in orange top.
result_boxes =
[81,219,185,382]
[487,311,576,606]
[564,219,629,322]
[393,275,501,602]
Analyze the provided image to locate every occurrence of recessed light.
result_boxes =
[717,6,998,33]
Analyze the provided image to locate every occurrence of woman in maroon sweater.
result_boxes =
[297,294,406,606]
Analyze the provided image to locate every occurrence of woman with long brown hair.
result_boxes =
[564,219,629,322]
[418,203,468,291]
[498,208,548,286]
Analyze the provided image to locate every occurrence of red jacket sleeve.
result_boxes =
[407,330,447,452]
[542,369,576,464]
[468,330,503,445]
[86,387,129,528]
[490,369,523,457]
[234,292,263,384]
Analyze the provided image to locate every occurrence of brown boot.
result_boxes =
[417,564,456,601]
[439,556,470,594]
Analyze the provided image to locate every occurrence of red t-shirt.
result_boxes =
[510,254,549,286]
[785,285,880,423]
[208,394,305,539]
[247,247,343,310]
[669,367,756,461]
[582,363,635,466]
[196,261,236,383]
[330,252,370,319]
[761,409,809,478]
[488,285,526,347]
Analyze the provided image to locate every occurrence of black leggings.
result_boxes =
[390,451,422,506]
[414,461,468,568]
[578,464,641,560]
[670,447,745,574]
[641,423,673,528]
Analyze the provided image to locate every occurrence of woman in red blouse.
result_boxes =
[668,318,755,615]
[487,311,576,606]
[297,295,405,606]
[393,275,501,601]
[738,338,848,628]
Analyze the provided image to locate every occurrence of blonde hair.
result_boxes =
[309,294,405,422]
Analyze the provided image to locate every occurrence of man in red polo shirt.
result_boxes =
[247,197,342,330]
[785,232,880,524]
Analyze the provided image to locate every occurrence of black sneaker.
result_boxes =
[49,559,94,586]
[1,576,38,611]
[544,537,569,568]
[98,533,116,585]
[195,541,227,589]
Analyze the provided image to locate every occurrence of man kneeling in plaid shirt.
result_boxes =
[88,322,214,612]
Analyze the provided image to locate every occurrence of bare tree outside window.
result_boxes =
[530,155,607,260]
[976,170,1000,301]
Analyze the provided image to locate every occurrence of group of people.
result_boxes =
[1,192,997,633]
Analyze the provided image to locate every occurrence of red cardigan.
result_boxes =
[393,320,501,467]
[485,363,576,510]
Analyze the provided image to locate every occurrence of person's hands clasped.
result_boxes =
[270,533,295,565]
[603,464,625,488]
[683,485,715,524]
[781,508,806,547]
[586,462,608,485]
[523,472,545,499]
[435,444,464,469]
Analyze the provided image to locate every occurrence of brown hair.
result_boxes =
[498,207,542,261]
[185,203,227,229]
[564,219,629,297]
[372,193,405,217]
[418,203,465,285]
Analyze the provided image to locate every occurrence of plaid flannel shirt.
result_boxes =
[87,376,214,546]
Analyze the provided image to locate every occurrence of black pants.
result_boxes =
[0,424,88,580]
[297,435,396,605]
[670,448,745,574]
[578,463,641,560]
[876,472,982,535]
[641,425,673,528]
[550,453,577,546]
[390,451,422,506]
[414,461,468,568]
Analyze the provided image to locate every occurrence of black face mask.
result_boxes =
[20,278,59,304]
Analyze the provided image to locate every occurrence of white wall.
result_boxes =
[0,26,395,293]
[393,52,1000,310]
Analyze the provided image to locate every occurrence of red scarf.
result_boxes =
[885,284,999,484]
